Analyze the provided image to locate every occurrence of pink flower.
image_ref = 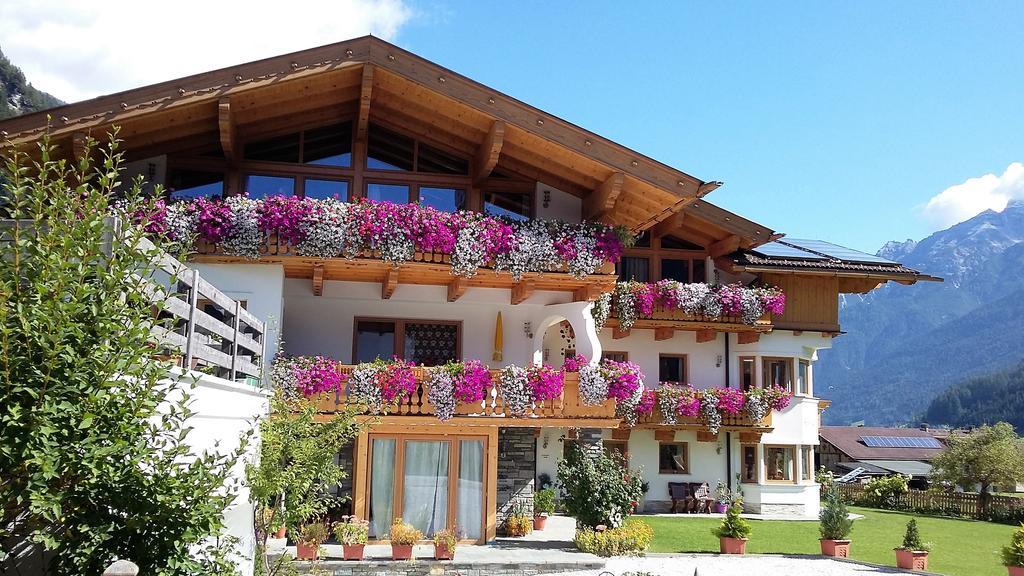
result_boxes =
[290,356,345,397]
[716,387,746,415]
[604,360,644,402]
[376,360,417,404]
[527,365,564,402]
[637,389,657,416]
[455,360,492,403]
[562,354,587,372]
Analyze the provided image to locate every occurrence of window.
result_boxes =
[692,258,707,283]
[618,256,650,282]
[302,122,352,167]
[417,142,469,175]
[660,235,702,250]
[166,168,223,200]
[354,318,461,366]
[244,175,295,198]
[801,446,814,482]
[798,359,811,396]
[304,178,349,201]
[633,231,651,248]
[660,258,689,282]
[741,445,758,483]
[244,132,300,163]
[602,351,628,363]
[765,446,795,482]
[659,442,689,474]
[739,357,756,390]
[367,182,411,203]
[419,187,466,212]
[763,357,793,393]
[659,355,687,385]
[484,190,533,220]
[367,124,414,171]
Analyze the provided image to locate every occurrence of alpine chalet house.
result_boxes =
[0,36,939,541]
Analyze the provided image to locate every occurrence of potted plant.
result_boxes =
[819,485,853,557]
[333,516,369,561]
[714,480,732,514]
[294,522,328,561]
[433,527,458,560]
[894,519,931,571]
[712,502,752,554]
[534,488,556,530]
[388,517,422,560]
[1002,523,1024,576]
[505,501,533,537]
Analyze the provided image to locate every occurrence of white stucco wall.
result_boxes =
[535,183,581,223]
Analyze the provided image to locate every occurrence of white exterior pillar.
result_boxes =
[529,301,602,366]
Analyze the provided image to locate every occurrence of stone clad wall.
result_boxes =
[496,428,536,531]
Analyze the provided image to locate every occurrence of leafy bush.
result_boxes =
[387,518,423,546]
[505,500,533,537]
[819,486,853,540]
[862,475,909,509]
[534,488,556,515]
[0,132,246,575]
[574,520,654,557]
[713,503,752,540]
[333,517,369,545]
[1002,523,1024,567]
[897,519,931,551]
[433,527,459,550]
[558,441,644,528]
[295,523,329,546]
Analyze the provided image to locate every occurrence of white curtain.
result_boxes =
[369,438,395,538]
[458,440,484,540]
[402,441,449,536]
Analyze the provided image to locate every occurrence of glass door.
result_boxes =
[368,438,396,539]
[402,440,450,536]
[457,439,485,541]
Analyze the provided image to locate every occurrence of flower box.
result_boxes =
[719,536,747,554]
[895,549,929,571]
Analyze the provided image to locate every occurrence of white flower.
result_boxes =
[591,292,612,333]
[296,199,356,258]
[498,365,531,417]
[427,367,457,421]
[348,363,385,414]
[450,222,488,278]
[744,390,770,423]
[494,220,558,280]
[578,364,609,406]
[219,196,261,259]
[164,202,197,250]
[701,391,722,435]
[615,283,639,330]
[615,381,644,426]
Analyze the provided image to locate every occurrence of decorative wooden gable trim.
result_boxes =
[583,172,624,221]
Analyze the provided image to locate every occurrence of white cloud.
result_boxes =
[0,0,414,103]
[921,162,1024,230]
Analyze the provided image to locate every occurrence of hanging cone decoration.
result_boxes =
[493,311,503,362]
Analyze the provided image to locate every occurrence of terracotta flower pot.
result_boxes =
[434,543,454,560]
[895,549,929,571]
[1009,567,1024,576]
[295,543,319,561]
[274,527,287,539]
[391,544,414,560]
[719,536,748,554]
[820,539,851,558]
[342,543,365,561]
[533,514,548,531]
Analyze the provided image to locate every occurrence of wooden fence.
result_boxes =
[3,217,265,382]
[831,483,1024,520]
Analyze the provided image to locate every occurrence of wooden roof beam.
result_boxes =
[696,181,723,196]
[447,277,468,302]
[583,172,624,221]
[511,280,535,305]
[708,235,742,259]
[356,64,374,144]
[217,97,237,162]
[473,120,505,184]
[381,266,398,299]
[312,263,324,296]
[696,330,716,343]
[650,211,686,239]
[654,327,674,341]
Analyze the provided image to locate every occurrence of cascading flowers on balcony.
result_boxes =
[526,364,564,402]
[143,195,630,278]
[610,280,787,330]
[269,355,346,398]
[427,360,494,421]
[590,292,612,333]
[498,365,531,417]
[347,359,417,414]
[655,384,700,425]
[742,385,792,422]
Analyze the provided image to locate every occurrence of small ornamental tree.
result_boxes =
[1002,523,1024,567]
[557,441,643,529]
[931,422,1024,515]
[898,519,930,551]
[819,485,854,541]
[246,392,360,576]
[0,132,246,575]
[713,502,752,540]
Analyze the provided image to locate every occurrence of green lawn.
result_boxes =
[637,507,1016,576]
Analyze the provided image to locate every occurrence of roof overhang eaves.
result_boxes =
[727,264,943,284]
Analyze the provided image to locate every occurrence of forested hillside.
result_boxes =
[1,48,63,119]
[925,362,1024,430]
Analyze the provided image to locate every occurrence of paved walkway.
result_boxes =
[640,512,865,521]
[550,555,921,576]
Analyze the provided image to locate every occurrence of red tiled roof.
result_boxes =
[819,426,947,461]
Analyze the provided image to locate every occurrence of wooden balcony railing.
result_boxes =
[609,304,773,335]
[634,402,772,431]
[311,369,618,423]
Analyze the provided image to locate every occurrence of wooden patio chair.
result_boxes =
[668,482,688,513]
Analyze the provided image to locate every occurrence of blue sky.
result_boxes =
[392,1,1024,251]
[4,1,1022,253]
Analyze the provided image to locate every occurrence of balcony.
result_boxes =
[608,304,774,339]
[310,368,620,428]
[634,402,772,433]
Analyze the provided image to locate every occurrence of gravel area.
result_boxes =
[548,554,913,576]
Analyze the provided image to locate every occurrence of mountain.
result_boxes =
[817,200,1024,425]
[924,362,1024,431]
[0,48,63,119]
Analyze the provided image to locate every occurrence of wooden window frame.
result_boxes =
[762,357,795,393]
[801,446,814,482]
[658,354,689,386]
[482,188,536,221]
[740,444,759,484]
[603,439,630,463]
[658,441,690,475]
[739,356,757,390]
[601,351,629,362]
[797,359,812,397]
[352,317,463,364]
[764,445,797,484]
[619,234,709,283]
[365,432,490,543]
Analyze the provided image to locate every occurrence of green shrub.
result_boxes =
[862,475,909,509]
[534,488,556,515]
[574,520,654,556]
[819,485,854,540]
[1001,523,1024,567]
[558,441,644,528]
[897,518,931,551]
[713,502,752,540]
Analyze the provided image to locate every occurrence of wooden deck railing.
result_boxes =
[634,402,772,430]
[831,483,1024,520]
[611,303,773,332]
[312,370,617,421]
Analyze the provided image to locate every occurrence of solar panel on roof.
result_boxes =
[785,239,898,265]
[860,436,942,449]
[751,242,825,260]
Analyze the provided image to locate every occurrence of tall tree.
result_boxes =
[931,422,1024,515]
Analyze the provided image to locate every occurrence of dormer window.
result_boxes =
[243,122,353,167]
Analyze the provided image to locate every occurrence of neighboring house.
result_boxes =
[818,426,949,488]
[0,36,939,539]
